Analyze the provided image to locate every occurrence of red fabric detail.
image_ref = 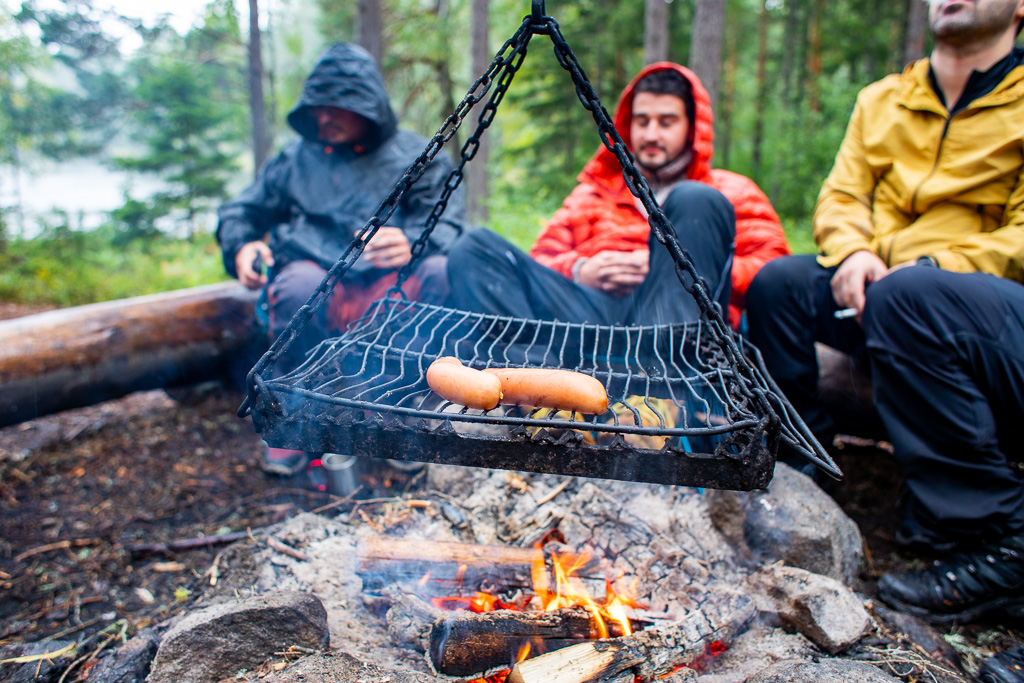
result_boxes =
[530,62,790,329]
[325,271,422,332]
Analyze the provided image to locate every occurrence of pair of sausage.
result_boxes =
[425,357,609,415]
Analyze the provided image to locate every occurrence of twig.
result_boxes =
[266,536,309,562]
[0,642,76,664]
[128,530,251,556]
[14,538,101,563]
[535,480,571,506]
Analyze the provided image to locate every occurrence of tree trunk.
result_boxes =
[357,0,383,66]
[780,0,800,104]
[719,15,738,168]
[752,0,769,178]
[903,0,928,67]
[466,0,490,225]
[688,0,726,111]
[0,283,262,428]
[247,0,270,174]
[807,0,825,113]
[644,0,669,65]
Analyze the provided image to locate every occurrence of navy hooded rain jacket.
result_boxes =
[216,43,465,282]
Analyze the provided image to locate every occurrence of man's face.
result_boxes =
[312,106,370,144]
[630,92,690,170]
[927,0,1024,45]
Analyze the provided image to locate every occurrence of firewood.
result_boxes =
[508,589,755,683]
[355,536,602,595]
[429,606,629,676]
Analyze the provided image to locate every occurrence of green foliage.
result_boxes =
[114,2,248,235]
[0,225,227,307]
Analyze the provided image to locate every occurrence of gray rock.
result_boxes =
[707,463,862,585]
[746,658,900,682]
[86,627,162,683]
[146,591,329,683]
[749,565,871,654]
[262,652,450,682]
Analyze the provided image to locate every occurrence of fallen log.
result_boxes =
[507,589,754,683]
[0,282,262,428]
[429,607,631,677]
[356,536,603,596]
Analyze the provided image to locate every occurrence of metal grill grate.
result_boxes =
[245,298,835,490]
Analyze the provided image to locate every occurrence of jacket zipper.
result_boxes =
[895,114,955,265]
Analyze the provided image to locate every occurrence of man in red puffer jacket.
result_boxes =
[449,62,788,330]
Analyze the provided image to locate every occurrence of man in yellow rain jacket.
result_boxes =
[747,0,1024,654]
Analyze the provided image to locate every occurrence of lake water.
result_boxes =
[0,158,223,239]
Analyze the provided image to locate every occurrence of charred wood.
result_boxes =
[0,282,261,428]
[429,607,630,677]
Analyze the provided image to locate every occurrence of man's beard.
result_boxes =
[637,148,694,183]
[930,0,1020,47]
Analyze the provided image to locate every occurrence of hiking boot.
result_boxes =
[260,446,309,477]
[979,646,1024,683]
[877,532,1024,625]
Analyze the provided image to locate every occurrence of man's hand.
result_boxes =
[361,227,412,270]
[576,249,650,298]
[830,250,887,316]
[235,241,274,290]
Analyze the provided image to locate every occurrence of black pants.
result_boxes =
[748,255,1024,543]
[447,182,735,326]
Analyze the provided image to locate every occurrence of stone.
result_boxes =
[706,462,863,585]
[261,651,450,682]
[146,591,329,683]
[749,565,872,655]
[745,658,901,682]
[87,627,162,683]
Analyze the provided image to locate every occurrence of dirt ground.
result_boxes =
[0,301,1021,682]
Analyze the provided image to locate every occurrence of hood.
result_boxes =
[287,42,398,150]
[580,62,714,189]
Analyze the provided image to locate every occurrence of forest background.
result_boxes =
[0,0,934,306]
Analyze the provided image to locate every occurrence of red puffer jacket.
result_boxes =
[530,62,789,329]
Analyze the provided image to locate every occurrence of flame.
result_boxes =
[438,545,645,683]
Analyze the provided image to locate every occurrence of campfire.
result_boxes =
[145,463,874,683]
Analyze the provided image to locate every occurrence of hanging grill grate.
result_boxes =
[239,1,840,490]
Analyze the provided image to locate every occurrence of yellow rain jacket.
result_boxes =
[814,57,1024,281]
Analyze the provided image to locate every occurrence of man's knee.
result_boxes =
[662,182,735,236]
[747,255,818,312]
[449,228,503,263]
[862,266,944,342]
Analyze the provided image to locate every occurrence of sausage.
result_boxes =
[482,368,609,415]
[426,357,503,411]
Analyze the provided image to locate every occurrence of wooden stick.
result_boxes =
[356,536,602,595]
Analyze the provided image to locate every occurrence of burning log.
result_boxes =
[0,282,260,428]
[507,589,755,683]
[355,536,602,596]
[429,607,630,677]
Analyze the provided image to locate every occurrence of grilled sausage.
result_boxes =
[482,368,609,415]
[426,357,503,411]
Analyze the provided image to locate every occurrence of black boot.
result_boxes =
[978,646,1024,683]
[877,532,1024,625]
